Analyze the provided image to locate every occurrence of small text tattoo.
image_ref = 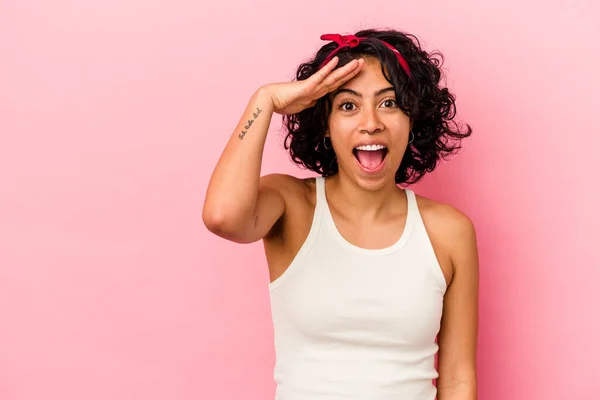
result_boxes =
[254,215,259,228]
[304,177,316,184]
[239,107,263,140]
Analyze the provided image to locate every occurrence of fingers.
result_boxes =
[328,58,363,80]
[304,57,364,99]
[313,58,363,96]
[323,58,364,90]
[316,57,360,83]
[310,56,340,83]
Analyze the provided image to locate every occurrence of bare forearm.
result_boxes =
[203,87,274,230]
[437,376,477,400]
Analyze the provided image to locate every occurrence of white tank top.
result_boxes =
[268,176,447,400]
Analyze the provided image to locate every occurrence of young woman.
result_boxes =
[203,28,479,400]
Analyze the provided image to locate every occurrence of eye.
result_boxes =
[382,99,397,108]
[339,102,357,111]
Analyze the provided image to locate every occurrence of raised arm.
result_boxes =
[202,56,364,243]
[202,88,283,243]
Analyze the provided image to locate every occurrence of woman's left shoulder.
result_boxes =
[413,193,477,247]
[412,193,478,283]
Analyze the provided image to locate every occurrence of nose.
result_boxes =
[358,106,384,135]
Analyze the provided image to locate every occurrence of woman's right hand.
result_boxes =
[262,57,365,115]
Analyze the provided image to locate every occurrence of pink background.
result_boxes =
[1,1,599,399]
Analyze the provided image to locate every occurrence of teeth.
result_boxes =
[354,144,386,151]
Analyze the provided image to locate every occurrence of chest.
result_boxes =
[267,204,452,291]
[270,246,445,346]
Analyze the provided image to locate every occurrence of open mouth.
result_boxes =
[353,144,388,172]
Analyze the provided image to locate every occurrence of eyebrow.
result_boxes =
[332,87,395,99]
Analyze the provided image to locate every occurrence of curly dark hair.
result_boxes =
[282,28,472,185]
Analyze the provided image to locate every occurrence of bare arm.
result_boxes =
[437,211,479,399]
[202,57,364,244]
[202,89,284,243]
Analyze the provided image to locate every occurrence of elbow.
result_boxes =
[202,208,225,234]
[202,206,252,243]
[203,206,232,235]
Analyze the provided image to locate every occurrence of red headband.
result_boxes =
[319,34,411,78]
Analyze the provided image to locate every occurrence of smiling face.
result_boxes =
[327,57,412,190]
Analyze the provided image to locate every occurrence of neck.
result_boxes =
[326,172,404,220]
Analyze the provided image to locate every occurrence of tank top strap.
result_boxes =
[402,187,448,293]
[404,188,422,236]
[314,176,331,218]
[404,188,428,230]
[404,188,418,218]
[307,176,326,225]
[315,176,327,205]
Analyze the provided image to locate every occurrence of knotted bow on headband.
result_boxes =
[319,34,411,78]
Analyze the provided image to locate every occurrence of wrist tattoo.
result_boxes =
[239,107,263,140]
